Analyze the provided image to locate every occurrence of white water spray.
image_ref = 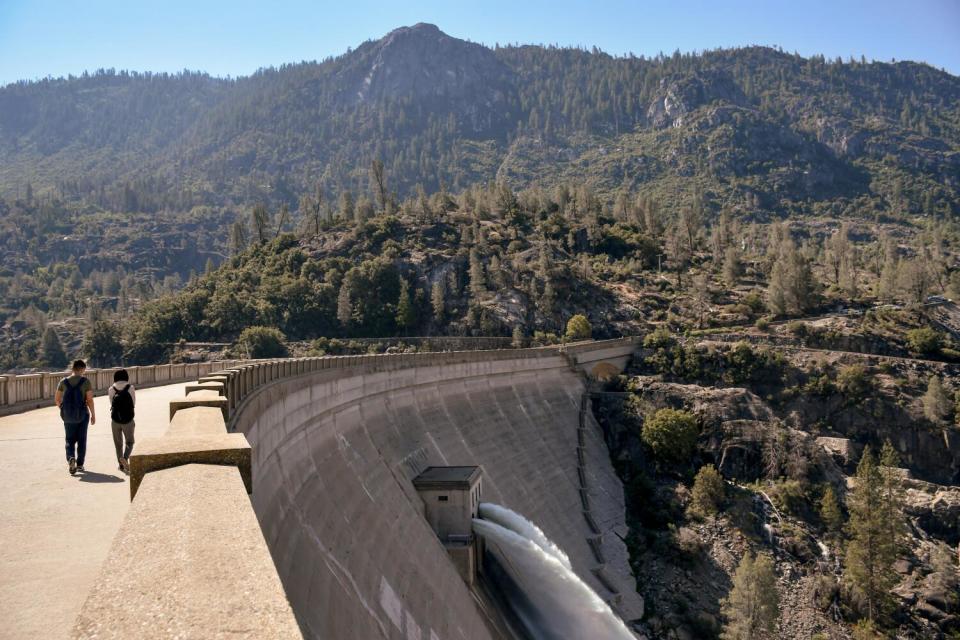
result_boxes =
[473,504,635,640]
[477,502,572,570]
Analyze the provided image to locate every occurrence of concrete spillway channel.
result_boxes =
[232,351,643,639]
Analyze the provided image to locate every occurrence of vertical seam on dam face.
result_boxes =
[232,354,643,639]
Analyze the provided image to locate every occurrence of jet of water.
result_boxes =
[477,502,572,569]
[473,511,635,640]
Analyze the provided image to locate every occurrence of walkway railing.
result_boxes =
[0,360,248,415]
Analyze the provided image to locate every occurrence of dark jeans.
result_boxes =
[64,415,90,466]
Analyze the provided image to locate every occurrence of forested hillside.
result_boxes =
[1,23,959,369]
[2,23,958,212]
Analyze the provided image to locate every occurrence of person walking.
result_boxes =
[108,369,136,474]
[55,359,95,475]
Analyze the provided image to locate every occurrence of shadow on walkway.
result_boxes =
[77,471,124,484]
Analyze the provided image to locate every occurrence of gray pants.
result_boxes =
[111,420,135,461]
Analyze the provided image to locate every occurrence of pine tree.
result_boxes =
[767,258,788,316]
[395,278,416,332]
[877,255,898,302]
[230,221,248,255]
[251,204,270,243]
[338,191,355,221]
[845,446,899,621]
[336,282,352,328]
[723,246,742,285]
[922,375,953,424]
[540,280,556,317]
[369,159,387,214]
[691,274,711,328]
[878,440,907,562]
[40,326,67,368]
[819,485,844,536]
[81,319,123,367]
[468,247,486,298]
[431,280,445,322]
[721,552,780,640]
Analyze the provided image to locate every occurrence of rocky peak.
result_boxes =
[348,24,515,111]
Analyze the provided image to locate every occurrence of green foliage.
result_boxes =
[565,314,592,341]
[81,320,123,367]
[768,479,811,518]
[643,326,676,349]
[923,375,953,424]
[644,339,784,390]
[837,364,872,400]
[641,408,699,468]
[41,326,68,368]
[844,445,904,622]
[819,485,844,535]
[236,326,288,358]
[689,465,725,517]
[851,619,883,640]
[803,371,837,396]
[721,552,780,640]
[906,327,942,355]
[395,278,417,331]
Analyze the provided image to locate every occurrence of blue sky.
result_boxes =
[1,0,958,86]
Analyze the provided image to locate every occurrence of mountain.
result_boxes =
[1,24,958,215]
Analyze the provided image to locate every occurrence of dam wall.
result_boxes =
[234,346,643,638]
[71,340,642,639]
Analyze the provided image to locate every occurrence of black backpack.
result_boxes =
[111,384,135,424]
[60,377,88,423]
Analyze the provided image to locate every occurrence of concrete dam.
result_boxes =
[70,340,644,639]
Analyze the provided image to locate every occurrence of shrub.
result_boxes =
[837,364,872,400]
[642,408,699,467]
[906,327,942,355]
[743,292,766,314]
[565,314,592,341]
[851,619,883,640]
[642,325,676,349]
[532,331,558,346]
[690,465,725,517]
[803,372,836,396]
[786,321,808,338]
[754,316,771,331]
[236,326,288,358]
[769,479,809,517]
[725,342,783,385]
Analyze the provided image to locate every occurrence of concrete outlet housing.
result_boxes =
[413,466,483,587]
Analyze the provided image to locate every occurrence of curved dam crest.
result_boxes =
[233,351,643,639]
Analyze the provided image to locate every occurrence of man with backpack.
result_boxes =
[55,360,95,476]
[108,369,136,474]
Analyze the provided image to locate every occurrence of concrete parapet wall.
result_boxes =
[72,464,300,640]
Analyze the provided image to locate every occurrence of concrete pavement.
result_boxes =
[0,383,186,640]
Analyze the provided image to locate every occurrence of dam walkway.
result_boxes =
[0,383,187,640]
